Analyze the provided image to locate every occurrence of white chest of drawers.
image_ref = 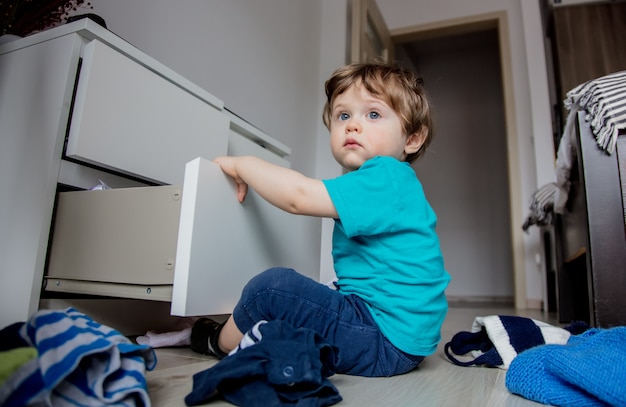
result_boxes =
[0,20,301,328]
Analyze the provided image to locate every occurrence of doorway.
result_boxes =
[392,16,519,305]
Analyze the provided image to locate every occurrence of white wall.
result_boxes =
[316,0,350,284]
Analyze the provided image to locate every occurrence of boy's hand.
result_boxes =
[213,155,337,218]
[213,156,249,203]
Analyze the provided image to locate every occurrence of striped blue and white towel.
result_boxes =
[564,70,626,154]
[0,307,156,407]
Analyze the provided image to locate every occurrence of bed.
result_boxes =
[552,71,626,328]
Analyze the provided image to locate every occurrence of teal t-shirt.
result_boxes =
[322,156,450,356]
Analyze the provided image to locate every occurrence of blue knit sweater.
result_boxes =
[506,327,626,406]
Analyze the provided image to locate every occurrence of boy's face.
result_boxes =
[328,84,420,171]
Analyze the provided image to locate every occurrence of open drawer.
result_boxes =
[45,157,302,316]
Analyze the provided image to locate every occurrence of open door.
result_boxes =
[383,13,526,309]
[350,0,393,63]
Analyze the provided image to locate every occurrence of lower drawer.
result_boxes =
[44,158,307,317]
[45,185,182,301]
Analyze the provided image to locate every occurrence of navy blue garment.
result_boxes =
[184,320,342,407]
[0,322,28,351]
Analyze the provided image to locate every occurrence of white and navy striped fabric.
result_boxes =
[564,70,626,154]
[0,307,156,407]
[444,315,578,370]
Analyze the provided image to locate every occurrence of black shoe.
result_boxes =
[190,318,227,358]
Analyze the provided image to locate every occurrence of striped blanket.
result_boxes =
[522,182,558,231]
[523,70,626,230]
[564,70,626,154]
[0,307,156,407]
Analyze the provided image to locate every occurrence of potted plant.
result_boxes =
[1,0,93,37]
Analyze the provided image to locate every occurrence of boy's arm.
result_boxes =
[213,156,338,218]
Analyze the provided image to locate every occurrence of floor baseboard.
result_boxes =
[447,295,515,308]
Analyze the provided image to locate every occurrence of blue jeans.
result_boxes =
[232,267,424,377]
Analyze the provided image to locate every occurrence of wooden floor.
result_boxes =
[147,305,555,406]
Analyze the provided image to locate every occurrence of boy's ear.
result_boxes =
[405,129,427,155]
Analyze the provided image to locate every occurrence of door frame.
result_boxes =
[350,0,394,63]
[391,12,527,309]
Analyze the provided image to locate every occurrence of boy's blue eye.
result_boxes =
[368,111,380,119]
[339,113,350,121]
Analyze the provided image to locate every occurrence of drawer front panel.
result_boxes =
[66,40,229,185]
[171,156,310,316]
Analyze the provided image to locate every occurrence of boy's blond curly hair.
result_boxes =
[322,62,433,163]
